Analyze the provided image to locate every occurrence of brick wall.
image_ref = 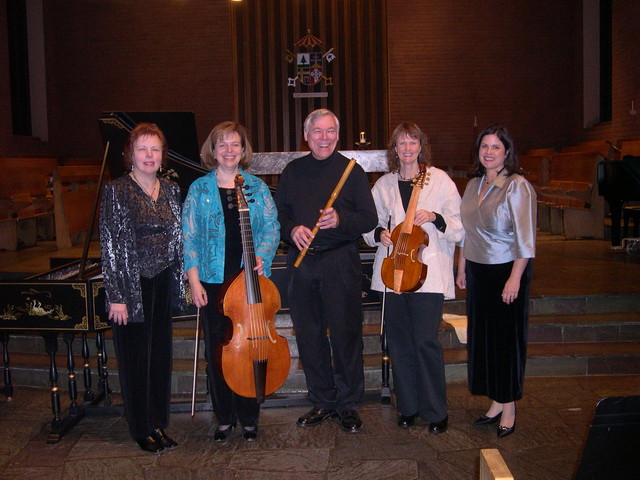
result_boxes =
[386,0,583,166]
[0,0,637,162]
[42,0,235,158]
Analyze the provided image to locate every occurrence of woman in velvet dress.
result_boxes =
[182,121,279,442]
[100,123,186,453]
[455,124,536,438]
[363,123,463,434]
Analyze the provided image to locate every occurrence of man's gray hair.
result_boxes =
[303,109,340,134]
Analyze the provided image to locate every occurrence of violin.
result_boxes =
[218,174,290,403]
[381,165,431,293]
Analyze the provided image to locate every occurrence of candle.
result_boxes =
[360,131,366,143]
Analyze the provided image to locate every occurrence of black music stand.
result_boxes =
[575,395,640,479]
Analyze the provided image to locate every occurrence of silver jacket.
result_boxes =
[99,175,187,323]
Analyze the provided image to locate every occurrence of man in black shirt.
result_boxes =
[275,109,377,432]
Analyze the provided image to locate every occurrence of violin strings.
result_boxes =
[239,206,259,363]
[395,232,409,269]
[235,178,270,392]
[241,210,269,363]
[391,170,431,288]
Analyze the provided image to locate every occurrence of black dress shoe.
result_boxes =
[497,421,516,438]
[473,412,502,425]
[242,426,258,441]
[297,408,336,427]
[136,435,164,454]
[428,415,448,434]
[152,428,178,450]
[214,423,236,441]
[339,410,362,433]
[397,414,417,429]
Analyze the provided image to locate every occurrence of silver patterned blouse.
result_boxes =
[460,172,536,264]
[99,175,186,323]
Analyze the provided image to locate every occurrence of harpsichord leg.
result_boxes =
[96,332,111,407]
[1,332,13,399]
[81,333,95,402]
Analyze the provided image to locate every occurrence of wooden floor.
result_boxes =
[1,233,639,479]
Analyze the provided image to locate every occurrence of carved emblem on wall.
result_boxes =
[286,30,335,88]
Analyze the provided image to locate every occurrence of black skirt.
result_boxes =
[466,260,532,403]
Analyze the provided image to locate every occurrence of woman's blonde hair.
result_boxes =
[200,121,253,170]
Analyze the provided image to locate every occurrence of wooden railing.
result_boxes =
[537,151,605,238]
[0,157,57,250]
[52,165,107,250]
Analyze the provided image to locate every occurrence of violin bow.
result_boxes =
[380,216,392,404]
[191,307,200,419]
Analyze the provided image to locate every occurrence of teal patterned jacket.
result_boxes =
[182,168,280,283]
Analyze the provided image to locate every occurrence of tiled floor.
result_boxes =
[1,376,639,479]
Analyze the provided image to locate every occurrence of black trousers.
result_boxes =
[201,281,260,428]
[111,267,173,440]
[287,243,364,413]
[385,292,447,422]
[466,260,532,403]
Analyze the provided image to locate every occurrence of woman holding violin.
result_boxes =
[363,123,463,434]
[182,121,280,441]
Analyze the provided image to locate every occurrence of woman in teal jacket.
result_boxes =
[182,121,280,441]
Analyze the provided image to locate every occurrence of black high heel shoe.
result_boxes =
[152,428,179,450]
[136,435,164,454]
[497,420,516,438]
[214,423,236,441]
[497,411,516,438]
[473,412,502,425]
[428,415,448,434]
[242,426,258,441]
[397,413,417,429]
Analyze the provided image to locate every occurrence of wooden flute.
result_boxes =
[293,157,358,268]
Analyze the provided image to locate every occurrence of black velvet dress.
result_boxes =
[466,260,532,403]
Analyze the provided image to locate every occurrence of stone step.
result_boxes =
[7,310,640,359]
[3,302,640,396]
[6,342,640,398]
[5,337,640,396]
[528,311,640,343]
